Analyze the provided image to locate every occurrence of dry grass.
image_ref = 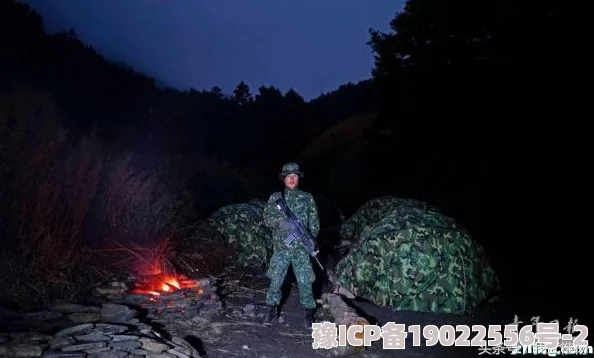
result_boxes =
[92,237,174,277]
[0,88,103,308]
[0,87,250,310]
[166,220,237,278]
[0,88,181,309]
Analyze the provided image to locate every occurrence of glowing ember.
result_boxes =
[161,277,180,291]
[95,274,220,320]
[128,273,201,296]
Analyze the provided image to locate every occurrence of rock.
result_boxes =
[138,337,171,353]
[242,304,255,318]
[67,312,101,323]
[89,324,128,336]
[23,311,64,321]
[55,323,95,337]
[87,351,128,358]
[73,333,111,342]
[49,303,101,314]
[170,337,200,358]
[84,347,111,353]
[0,318,205,358]
[100,304,136,323]
[148,353,178,358]
[131,348,160,355]
[319,293,369,355]
[133,322,153,331]
[0,286,216,358]
[139,329,162,338]
[110,334,140,342]
[107,340,142,351]
[61,342,107,351]
[48,336,76,350]
[94,287,128,296]
[166,349,192,358]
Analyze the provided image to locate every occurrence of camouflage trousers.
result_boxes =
[265,247,316,309]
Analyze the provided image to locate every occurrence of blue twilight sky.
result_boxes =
[19,0,403,100]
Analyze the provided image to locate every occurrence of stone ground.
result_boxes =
[0,270,523,358]
[193,272,512,358]
[3,269,590,358]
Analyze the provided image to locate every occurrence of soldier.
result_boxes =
[262,162,320,329]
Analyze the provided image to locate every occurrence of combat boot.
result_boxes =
[303,308,314,329]
[264,305,278,324]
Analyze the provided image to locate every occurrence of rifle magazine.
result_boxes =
[283,231,299,245]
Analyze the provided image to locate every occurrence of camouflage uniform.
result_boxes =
[263,163,320,327]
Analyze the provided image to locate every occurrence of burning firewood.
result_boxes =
[87,232,226,321]
[93,275,222,321]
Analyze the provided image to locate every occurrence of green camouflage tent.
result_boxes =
[340,196,431,244]
[208,201,272,269]
[335,197,499,315]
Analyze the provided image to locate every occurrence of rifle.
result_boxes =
[275,194,324,271]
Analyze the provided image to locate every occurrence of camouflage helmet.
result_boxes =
[279,162,304,180]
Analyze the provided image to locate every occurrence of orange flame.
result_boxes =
[161,276,180,291]
[128,273,201,297]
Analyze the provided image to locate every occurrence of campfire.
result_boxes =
[127,272,205,298]
[93,272,221,321]
[92,238,223,320]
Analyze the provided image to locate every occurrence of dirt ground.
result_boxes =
[182,271,508,358]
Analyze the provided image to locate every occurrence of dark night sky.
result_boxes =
[19,0,403,100]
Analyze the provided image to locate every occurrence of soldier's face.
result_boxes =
[284,174,299,189]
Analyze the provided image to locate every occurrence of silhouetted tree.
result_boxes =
[254,85,283,106]
[284,88,304,105]
[210,86,223,99]
[232,81,252,105]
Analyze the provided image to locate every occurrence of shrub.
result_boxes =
[0,87,181,309]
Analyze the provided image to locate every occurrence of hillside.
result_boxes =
[1,0,375,169]
[301,112,376,160]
